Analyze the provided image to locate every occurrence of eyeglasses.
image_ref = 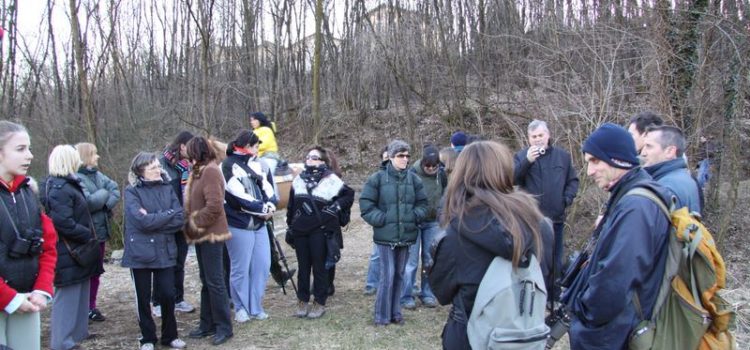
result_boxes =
[423,164,438,169]
[306,155,322,161]
[395,154,410,159]
[145,164,162,171]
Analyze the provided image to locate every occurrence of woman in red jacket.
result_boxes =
[0,120,57,350]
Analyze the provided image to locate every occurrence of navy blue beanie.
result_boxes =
[582,123,639,169]
[451,131,467,147]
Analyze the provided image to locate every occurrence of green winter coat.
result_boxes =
[360,162,428,246]
[411,158,447,222]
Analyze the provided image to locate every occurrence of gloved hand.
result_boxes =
[285,228,295,249]
[323,202,341,217]
[262,202,276,214]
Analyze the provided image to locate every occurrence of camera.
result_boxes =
[538,147,546,155]
[8,231,43,258]
[545,306,571,349]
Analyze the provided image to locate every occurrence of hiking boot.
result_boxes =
[401,299,417,310]
[363,286,376,296]
[306,301,326,319]
[234,309,250,323]
[175,300,195,313]
[88,308,106,322]
[151,305,161,318]
[294,301,309,318]
[422,297,438,308]
[168,338,187,349]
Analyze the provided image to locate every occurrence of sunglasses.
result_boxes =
[306,155,322,161]
[395,154,410,159]
[423,164,438,169]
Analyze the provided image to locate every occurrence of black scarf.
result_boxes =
[300,164,331,191]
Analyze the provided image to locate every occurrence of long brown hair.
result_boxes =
[185,136,216,176]
[440,141,544,267]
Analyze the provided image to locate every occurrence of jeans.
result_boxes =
[550,222,565,302]
[226,225,271,316]
[373,244,409,325]
[364,244,379,289]
[697,158,711,190]
[401,222,440,303]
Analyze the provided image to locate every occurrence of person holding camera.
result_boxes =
[0,121,57,350]
[122,152,187,350]
[513,119,578,302]
[286,146,354,319]
[42,145,103,350]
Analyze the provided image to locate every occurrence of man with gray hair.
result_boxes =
[641,125,702,214]
[513,119,579,302]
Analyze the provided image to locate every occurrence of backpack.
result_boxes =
[467,254,550,350]
[626,188,736,350]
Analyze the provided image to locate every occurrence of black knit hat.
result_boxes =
[582,123,639,169]
[422,145,440,166]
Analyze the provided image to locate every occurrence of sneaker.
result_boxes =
[175,300,195,313]
[250,312,269,320]
[306,301,325,319]
[88,308,106,322]
[140,343,155,350]
[169,338,187,349]
[401,299,417,310]
[422,297,438,308]
[363,286,376,296]
[234,309,250,323]
[151,305,161,318]
[294,301,309,318]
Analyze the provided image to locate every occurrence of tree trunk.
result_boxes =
[69,0,98,144]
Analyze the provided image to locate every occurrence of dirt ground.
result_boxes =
[38,197,748,349]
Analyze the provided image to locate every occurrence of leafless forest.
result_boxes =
[0,0,748,239]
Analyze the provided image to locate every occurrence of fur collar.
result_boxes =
[292,173,344,201]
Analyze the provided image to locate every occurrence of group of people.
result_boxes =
[0,108,710,350]
[358,111,705,350]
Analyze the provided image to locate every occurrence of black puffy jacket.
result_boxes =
[41,175,102,287]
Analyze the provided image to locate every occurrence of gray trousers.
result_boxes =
[1,307,41,349]
[226,225,271,316]
[50,281,90,350]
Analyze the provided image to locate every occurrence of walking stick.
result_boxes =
[273,232,298,295]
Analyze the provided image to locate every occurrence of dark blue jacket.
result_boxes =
[513,145,579,223]
[41,175,103,287]
[221,153,276,230]
[644,158,701,214]
[121,174,184,269]
[562,168,670,350]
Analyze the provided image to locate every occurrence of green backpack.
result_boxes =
[626,188,736,350]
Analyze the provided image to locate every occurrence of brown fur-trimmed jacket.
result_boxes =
[184,162,231,244]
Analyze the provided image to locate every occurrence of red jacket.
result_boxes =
[0,175,58,310]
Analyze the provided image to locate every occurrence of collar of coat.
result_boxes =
[292,173,344,201]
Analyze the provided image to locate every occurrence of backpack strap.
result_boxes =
[624,186,670,321]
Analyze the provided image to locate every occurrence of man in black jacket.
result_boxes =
[513,119,579,301]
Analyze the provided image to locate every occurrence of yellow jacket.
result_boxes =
[254,126,278,156]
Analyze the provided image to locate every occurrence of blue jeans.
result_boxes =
[401,222,440,303]
[374,244,409,324]
[697,158,711,190]
[365,244,379,289]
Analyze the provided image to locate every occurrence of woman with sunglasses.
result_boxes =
[360,140,428,326]
[286,146,353,319]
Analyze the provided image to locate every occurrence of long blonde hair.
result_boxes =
[441,141,544,267]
